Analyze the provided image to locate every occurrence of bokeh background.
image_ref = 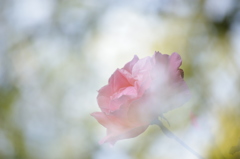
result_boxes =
[0,0,240,159]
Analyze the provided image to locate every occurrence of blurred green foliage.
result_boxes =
[0,0,240,159]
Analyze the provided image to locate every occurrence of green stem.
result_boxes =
[153,119,205,159]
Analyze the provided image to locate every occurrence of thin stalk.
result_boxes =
[152,119,205,159]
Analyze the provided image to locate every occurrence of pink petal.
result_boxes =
[98,85,112,96]
[97,96,110,109]
[118,69,136,85]
[123,55,139,73]
[111,86,137,99]
[132,57,152,77]
[108,96,129,112]
[91,112,148,145]
[168,53,185,81]
[153,51,169,66]
[101,124,149,145]
[108,69,131,93]
[132,57,153,95]
[108,86,137,112]
[127,94,157,124]
[98,69,138,113]
[97,85,111,110]
[169,52,182,70]
[91,112,110,128]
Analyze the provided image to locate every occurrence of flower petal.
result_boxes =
[153,51,169,66]
[91,112,110,128]
[132,57,152,77]
[108,69,131,93]
[123,55,139,73]
[101,124,148,145]
[132,57,153,96]
[91,112,148,145]
[97,85,111,111]
[169,52,182,70]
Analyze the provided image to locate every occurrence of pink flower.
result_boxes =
[91,52,190,145]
